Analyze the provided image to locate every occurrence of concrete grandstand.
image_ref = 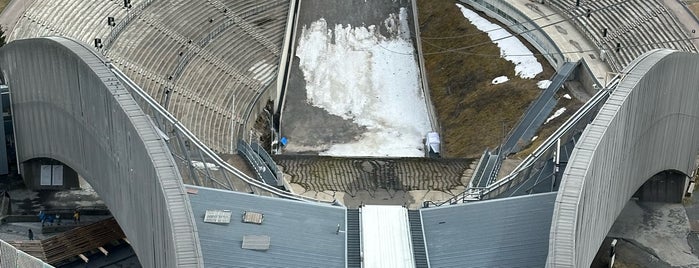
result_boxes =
[10,0,291,154]
[1,0,699,267]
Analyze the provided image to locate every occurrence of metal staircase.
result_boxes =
[346,209,361,268]
[408,210,429,268]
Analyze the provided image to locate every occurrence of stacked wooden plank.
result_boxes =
[9,217,127,265]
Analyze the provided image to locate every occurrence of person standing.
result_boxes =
[73,210,80,224]
[27,229,33,240]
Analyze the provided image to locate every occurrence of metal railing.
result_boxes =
[102,0,155,51]
[429,74,622,206]
[462,0,566,69]
[250,142,284,186]
[237,140,282,187]
[109,64,328,203]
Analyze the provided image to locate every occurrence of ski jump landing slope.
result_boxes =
[281,0,434,158]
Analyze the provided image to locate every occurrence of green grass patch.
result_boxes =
[418,0,555,158]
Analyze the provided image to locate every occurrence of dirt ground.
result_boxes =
[418,0,556,158]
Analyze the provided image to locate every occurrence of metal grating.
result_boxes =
[346,209,361,268]
[241,235,271,251]
[242,211,264,224]
[408,210,429,268]
[204,210,232,224]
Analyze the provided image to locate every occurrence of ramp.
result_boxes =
[501,61,579,155]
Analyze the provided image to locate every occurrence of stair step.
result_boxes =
[346,209,361,268]
[408,210,429,268]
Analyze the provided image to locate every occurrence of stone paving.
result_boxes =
[275,155,475,207]
[275,155,472,193]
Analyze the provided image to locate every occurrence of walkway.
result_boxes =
[660,0,699,49]
[0,0,33,36]
[508,0,612,82]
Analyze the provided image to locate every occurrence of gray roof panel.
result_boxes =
[421,192,557,268]
[188,186,346,268]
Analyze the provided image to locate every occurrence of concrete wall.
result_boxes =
[547,49,699,267]
[0,37,203,267]
[575,58,602,94]
[411,0,440,134]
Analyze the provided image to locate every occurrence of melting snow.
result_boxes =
[456,4,542,79]
[296,8,431,157]
[491,76,509,84]
[191,161,219,171]
[545,107,567,124]
[537,80,552,89]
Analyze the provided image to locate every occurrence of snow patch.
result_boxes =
[563,94,572,100]
[491,76,509,84]
[191,161,219,171]
[296,8,431,157]
[545,107,566,124]
[537,80,552,89]
[456,4,542,79]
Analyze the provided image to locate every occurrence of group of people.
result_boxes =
[37,209,80,226]
[28,209,81,240]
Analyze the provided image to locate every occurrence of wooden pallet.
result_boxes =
[41,217,126,264]
[9,217,128,265]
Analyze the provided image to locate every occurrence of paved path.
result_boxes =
[661,0,699,49]
[509,0,612,82]
[607,201,699,267]
[0,0,32,38]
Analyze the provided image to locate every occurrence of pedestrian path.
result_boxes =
[508,0,612,82]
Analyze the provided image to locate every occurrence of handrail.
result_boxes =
[480,86,611,195]
[102,0,155,51]
[109,65,328,203]
[433,75,620,206]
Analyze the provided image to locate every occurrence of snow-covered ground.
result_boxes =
[491,76,509,84]
[456,4,542,79]
[537,80,551,89]
[296,7,432,157]
[545,107,566,124]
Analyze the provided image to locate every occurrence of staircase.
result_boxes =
[408,210,429,268]
[346,209,361,268]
